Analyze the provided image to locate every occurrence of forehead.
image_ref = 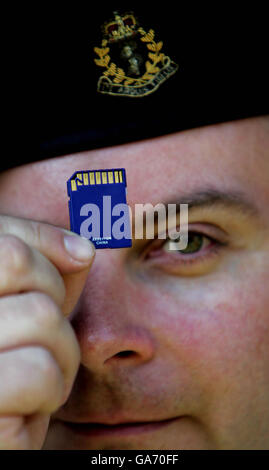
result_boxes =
[0,117,268,226]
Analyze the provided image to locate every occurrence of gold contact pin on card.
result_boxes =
[108,171,113,183]
[89,172,95,185]
[96,172,101,184]
[114,171,119,183]
[71,180,77,191]
[76,173,83,186]
[102,171,107,184]
[83,173,89,185]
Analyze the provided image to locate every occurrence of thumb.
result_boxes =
[61,264,93,316]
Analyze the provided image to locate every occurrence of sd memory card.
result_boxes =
[67,169,132,249]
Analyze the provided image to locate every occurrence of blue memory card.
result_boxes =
[67,168,132,249]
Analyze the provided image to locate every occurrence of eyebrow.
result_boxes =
[133,187,262,240]
[163,188,261,218]
[142,188,261,227]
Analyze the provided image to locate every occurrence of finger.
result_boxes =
[0,212,96,316]
[0,346,66,415]
[0,234,66,308]
[0,293,81,396]
[0,415,50,450]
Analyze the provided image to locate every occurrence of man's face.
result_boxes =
[0,117,268,449]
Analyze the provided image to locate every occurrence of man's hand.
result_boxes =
[0,215,95,449]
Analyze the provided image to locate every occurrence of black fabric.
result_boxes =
[3,3,268,172]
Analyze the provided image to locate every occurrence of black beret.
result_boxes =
[4,3,268,172]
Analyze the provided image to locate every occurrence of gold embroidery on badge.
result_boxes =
[94,12,178,97]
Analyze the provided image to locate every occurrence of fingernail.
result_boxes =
[64,234,95,262]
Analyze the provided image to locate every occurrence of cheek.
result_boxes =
[134,273,269,432]
[130,272,269,384]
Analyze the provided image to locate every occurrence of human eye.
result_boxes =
[140,226,229,276]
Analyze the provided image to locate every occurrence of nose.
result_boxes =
[77,322,155,371]
[70,258,155,372]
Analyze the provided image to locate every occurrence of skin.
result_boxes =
[0,116,268,449]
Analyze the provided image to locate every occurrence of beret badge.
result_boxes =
[94,12,178,97]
